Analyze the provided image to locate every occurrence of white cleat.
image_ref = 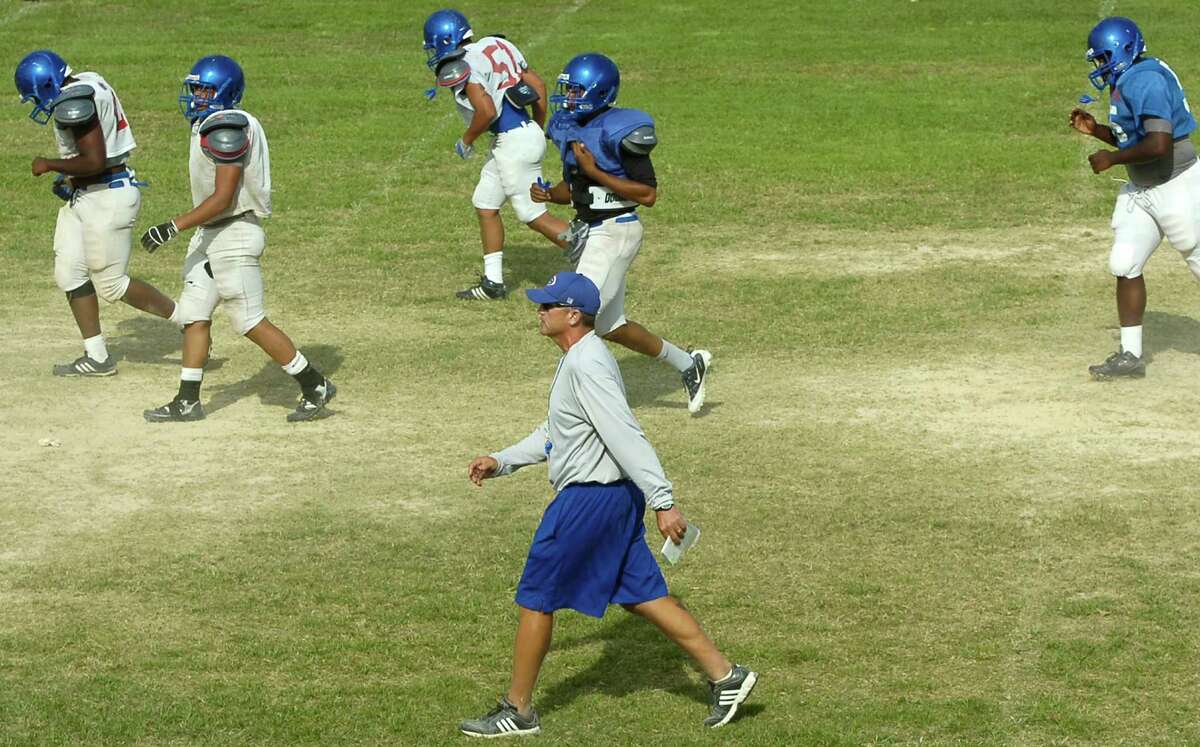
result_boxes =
[682,349,712,414]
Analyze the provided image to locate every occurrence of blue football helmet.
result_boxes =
[423,9,472,71]
[1086,17,1146,91]
[179,55,245,123]
[14,49,72,125]
[550,53,620,123]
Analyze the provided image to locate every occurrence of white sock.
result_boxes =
[180,367,204,382]
[484,252,504,284]
[657,339,695,373]
[282,351,309,376]
[83,334,109,363]
[1120,325,1143,358]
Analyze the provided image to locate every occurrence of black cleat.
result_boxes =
[682,349,713,414]
[456,276,508,300]
[143,398,206,422]
[53,354,116,377]
[288,378,337,422]
[1088,350,1145,380]
[704,664,758,728]
[459,697,541,738]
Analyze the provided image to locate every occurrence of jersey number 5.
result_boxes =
[483,42,521,90]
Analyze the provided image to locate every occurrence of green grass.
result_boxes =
[4,0,1200,745]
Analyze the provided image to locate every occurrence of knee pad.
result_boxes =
[595,312,626,337]
[64,279,96,300]
[94,273,130,303]
[175,295,214,327]
[513,194,547,224]
[1183,248,1200,281]
[230,304,266,336]
[1108,245,1146,278]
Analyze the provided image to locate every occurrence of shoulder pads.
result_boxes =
[52,84,97,127]
[199,112,251,163]
[198,111,250,134]
[436,57,471,88]
[620,125,657,155]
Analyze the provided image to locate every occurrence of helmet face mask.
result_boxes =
[14,49,71,125]
[550,53,620,124]
[1086,16,1145,91]
[423,9,472,71]
[179,55,245,123]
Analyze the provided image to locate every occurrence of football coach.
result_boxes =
[460,271,757,738]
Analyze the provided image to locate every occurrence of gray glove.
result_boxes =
[558,219,590,264]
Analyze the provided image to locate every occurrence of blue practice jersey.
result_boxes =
[1109,57,1197,149]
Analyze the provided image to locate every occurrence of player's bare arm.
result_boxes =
[31,119,106,177]
[530,179,571,205]
[176,164,243,231]
[520,69,549,128]
[462,82,496,147]
[1088,131,1172,174]
[141,164,242,252]
[1069,108,1118,146]
[571,141,656,207]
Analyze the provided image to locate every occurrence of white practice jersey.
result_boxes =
[53,72,136,167]
[189,109,272,222]
[452,36,528,127]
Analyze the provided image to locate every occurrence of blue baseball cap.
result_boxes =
[525,271,601,315]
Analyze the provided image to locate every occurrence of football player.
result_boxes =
[15,50,177,377]
[423,9,570,300]
[139,55,336,422]
[532,54,713,414]
[1070,18,1200,379]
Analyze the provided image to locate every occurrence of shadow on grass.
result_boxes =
[1144,311,1200,358]
[505,241,570,291]
[109,316,228,371]
[205,343,344,416]
[538,613,710,716]
[620,354,722,417]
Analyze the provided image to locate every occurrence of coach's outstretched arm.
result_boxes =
[468,421,550,485]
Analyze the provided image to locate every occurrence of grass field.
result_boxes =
[4,1,1200,744]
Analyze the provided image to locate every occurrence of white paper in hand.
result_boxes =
[660,523,700,566]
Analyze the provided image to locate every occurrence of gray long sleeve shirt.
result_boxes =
[490,331,675,509]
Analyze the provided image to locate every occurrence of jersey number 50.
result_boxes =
[483,42,521,90]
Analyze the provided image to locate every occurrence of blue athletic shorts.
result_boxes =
[515,480,668,618]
